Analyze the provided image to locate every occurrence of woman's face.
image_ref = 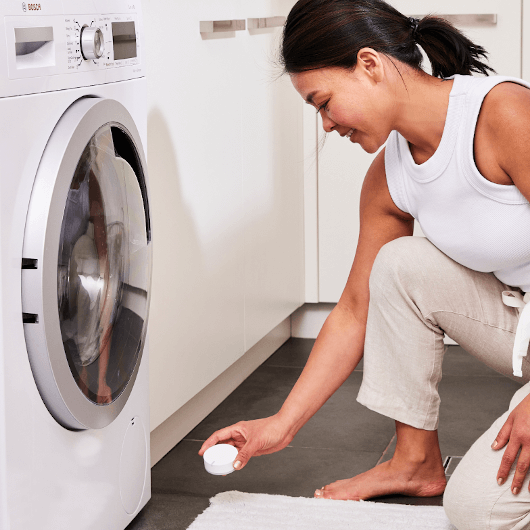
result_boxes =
[290,49,396,154]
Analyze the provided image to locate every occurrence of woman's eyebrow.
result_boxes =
[305,91,318,105]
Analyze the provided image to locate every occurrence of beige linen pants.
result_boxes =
[356,236,530,529]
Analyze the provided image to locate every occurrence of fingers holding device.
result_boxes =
[199,415,295,473]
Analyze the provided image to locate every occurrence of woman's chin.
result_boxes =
[364,145,379,154]
[353,134,383,154]
[354,137,378,154]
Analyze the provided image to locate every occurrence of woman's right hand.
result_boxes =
[198,414,294,471]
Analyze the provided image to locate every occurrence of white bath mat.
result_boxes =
[187,490,456,529]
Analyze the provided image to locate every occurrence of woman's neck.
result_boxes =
[394,73,455,164]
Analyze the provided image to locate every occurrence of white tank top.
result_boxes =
[384,73,530,376]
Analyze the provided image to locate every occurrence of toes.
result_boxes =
[314,483,353,501]
[316,486,336,500]
[314,488,324,498]
[321,485,358,501]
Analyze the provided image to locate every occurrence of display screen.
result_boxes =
[112,21,136,60]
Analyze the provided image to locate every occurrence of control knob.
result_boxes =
[81,27,104,60]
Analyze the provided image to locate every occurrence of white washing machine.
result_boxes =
[0,1,152,529]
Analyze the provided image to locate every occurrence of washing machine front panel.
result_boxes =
[22,96,152,430]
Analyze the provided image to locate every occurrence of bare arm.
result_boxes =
[199,148,414,466]
[276,148,414,437]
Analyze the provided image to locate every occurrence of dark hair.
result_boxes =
[281,0,496,79]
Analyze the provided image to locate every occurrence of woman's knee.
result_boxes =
[443,473,476,529]
[369,236,435,296]
[443,471,498,530]
[445,479,530,530]
[443,425,530,530]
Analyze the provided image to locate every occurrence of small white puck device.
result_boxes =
[203,444,239,475]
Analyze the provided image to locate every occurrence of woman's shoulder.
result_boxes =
[459,73,530,103]
[479,79,530,147]
[476,78,530,191]
[482,78,530,111]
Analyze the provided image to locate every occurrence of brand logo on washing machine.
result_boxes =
[27,3,41,10]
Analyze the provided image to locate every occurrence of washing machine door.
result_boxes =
[22,97,152,430]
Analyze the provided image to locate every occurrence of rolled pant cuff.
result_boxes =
[356,386,439,431]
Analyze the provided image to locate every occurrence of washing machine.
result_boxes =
[0,1,152,528]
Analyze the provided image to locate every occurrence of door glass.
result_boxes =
[57,123,150,405]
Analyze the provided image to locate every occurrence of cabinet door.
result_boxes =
[147,0,246,430]
[239,0,305,350]
[147,0,304,429]
[317,0,522,303]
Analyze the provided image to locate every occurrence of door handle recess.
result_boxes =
[200,20,246,34]
[247,16,286,29]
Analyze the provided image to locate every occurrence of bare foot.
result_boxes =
[314,457,447,501]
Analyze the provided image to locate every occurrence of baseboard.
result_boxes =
[291,302,335,338]
[292,302,458,345]
[150,316,291,467]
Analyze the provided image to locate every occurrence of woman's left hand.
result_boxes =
[493,392,530,494]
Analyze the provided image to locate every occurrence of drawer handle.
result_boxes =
[410,14,497,26]
[200,19,246,34]
[247,16,286,30]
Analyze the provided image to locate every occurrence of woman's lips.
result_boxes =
[346,128,355,138]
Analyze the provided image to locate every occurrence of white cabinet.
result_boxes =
[314,0,523,302]
[146,0,303,432]
[240,4,305,351]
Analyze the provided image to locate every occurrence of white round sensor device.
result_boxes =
[203,444,239,475]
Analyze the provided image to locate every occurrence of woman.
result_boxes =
[200,0,530,526]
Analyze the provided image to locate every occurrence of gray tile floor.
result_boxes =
[129,338,522,529]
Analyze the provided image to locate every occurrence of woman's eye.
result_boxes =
[316,100,330,114]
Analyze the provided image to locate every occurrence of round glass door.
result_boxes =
[58,123,149,405]
[22,97,152,430]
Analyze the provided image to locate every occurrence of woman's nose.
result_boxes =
[320,113,336,133]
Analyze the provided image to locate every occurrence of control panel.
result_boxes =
[4,12,142,81]
[0,2,144,97]
[65,14,139,72]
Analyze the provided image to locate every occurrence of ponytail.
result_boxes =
[281,0,496,78]
[414,16,495,77]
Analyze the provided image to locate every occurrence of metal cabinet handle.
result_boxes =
[247,16,286,30]
[200,20,246,34]
[410,14,497,25]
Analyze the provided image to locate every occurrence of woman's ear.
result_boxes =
[356,47,385,83]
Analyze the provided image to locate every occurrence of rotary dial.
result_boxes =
[80,26,104,60]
